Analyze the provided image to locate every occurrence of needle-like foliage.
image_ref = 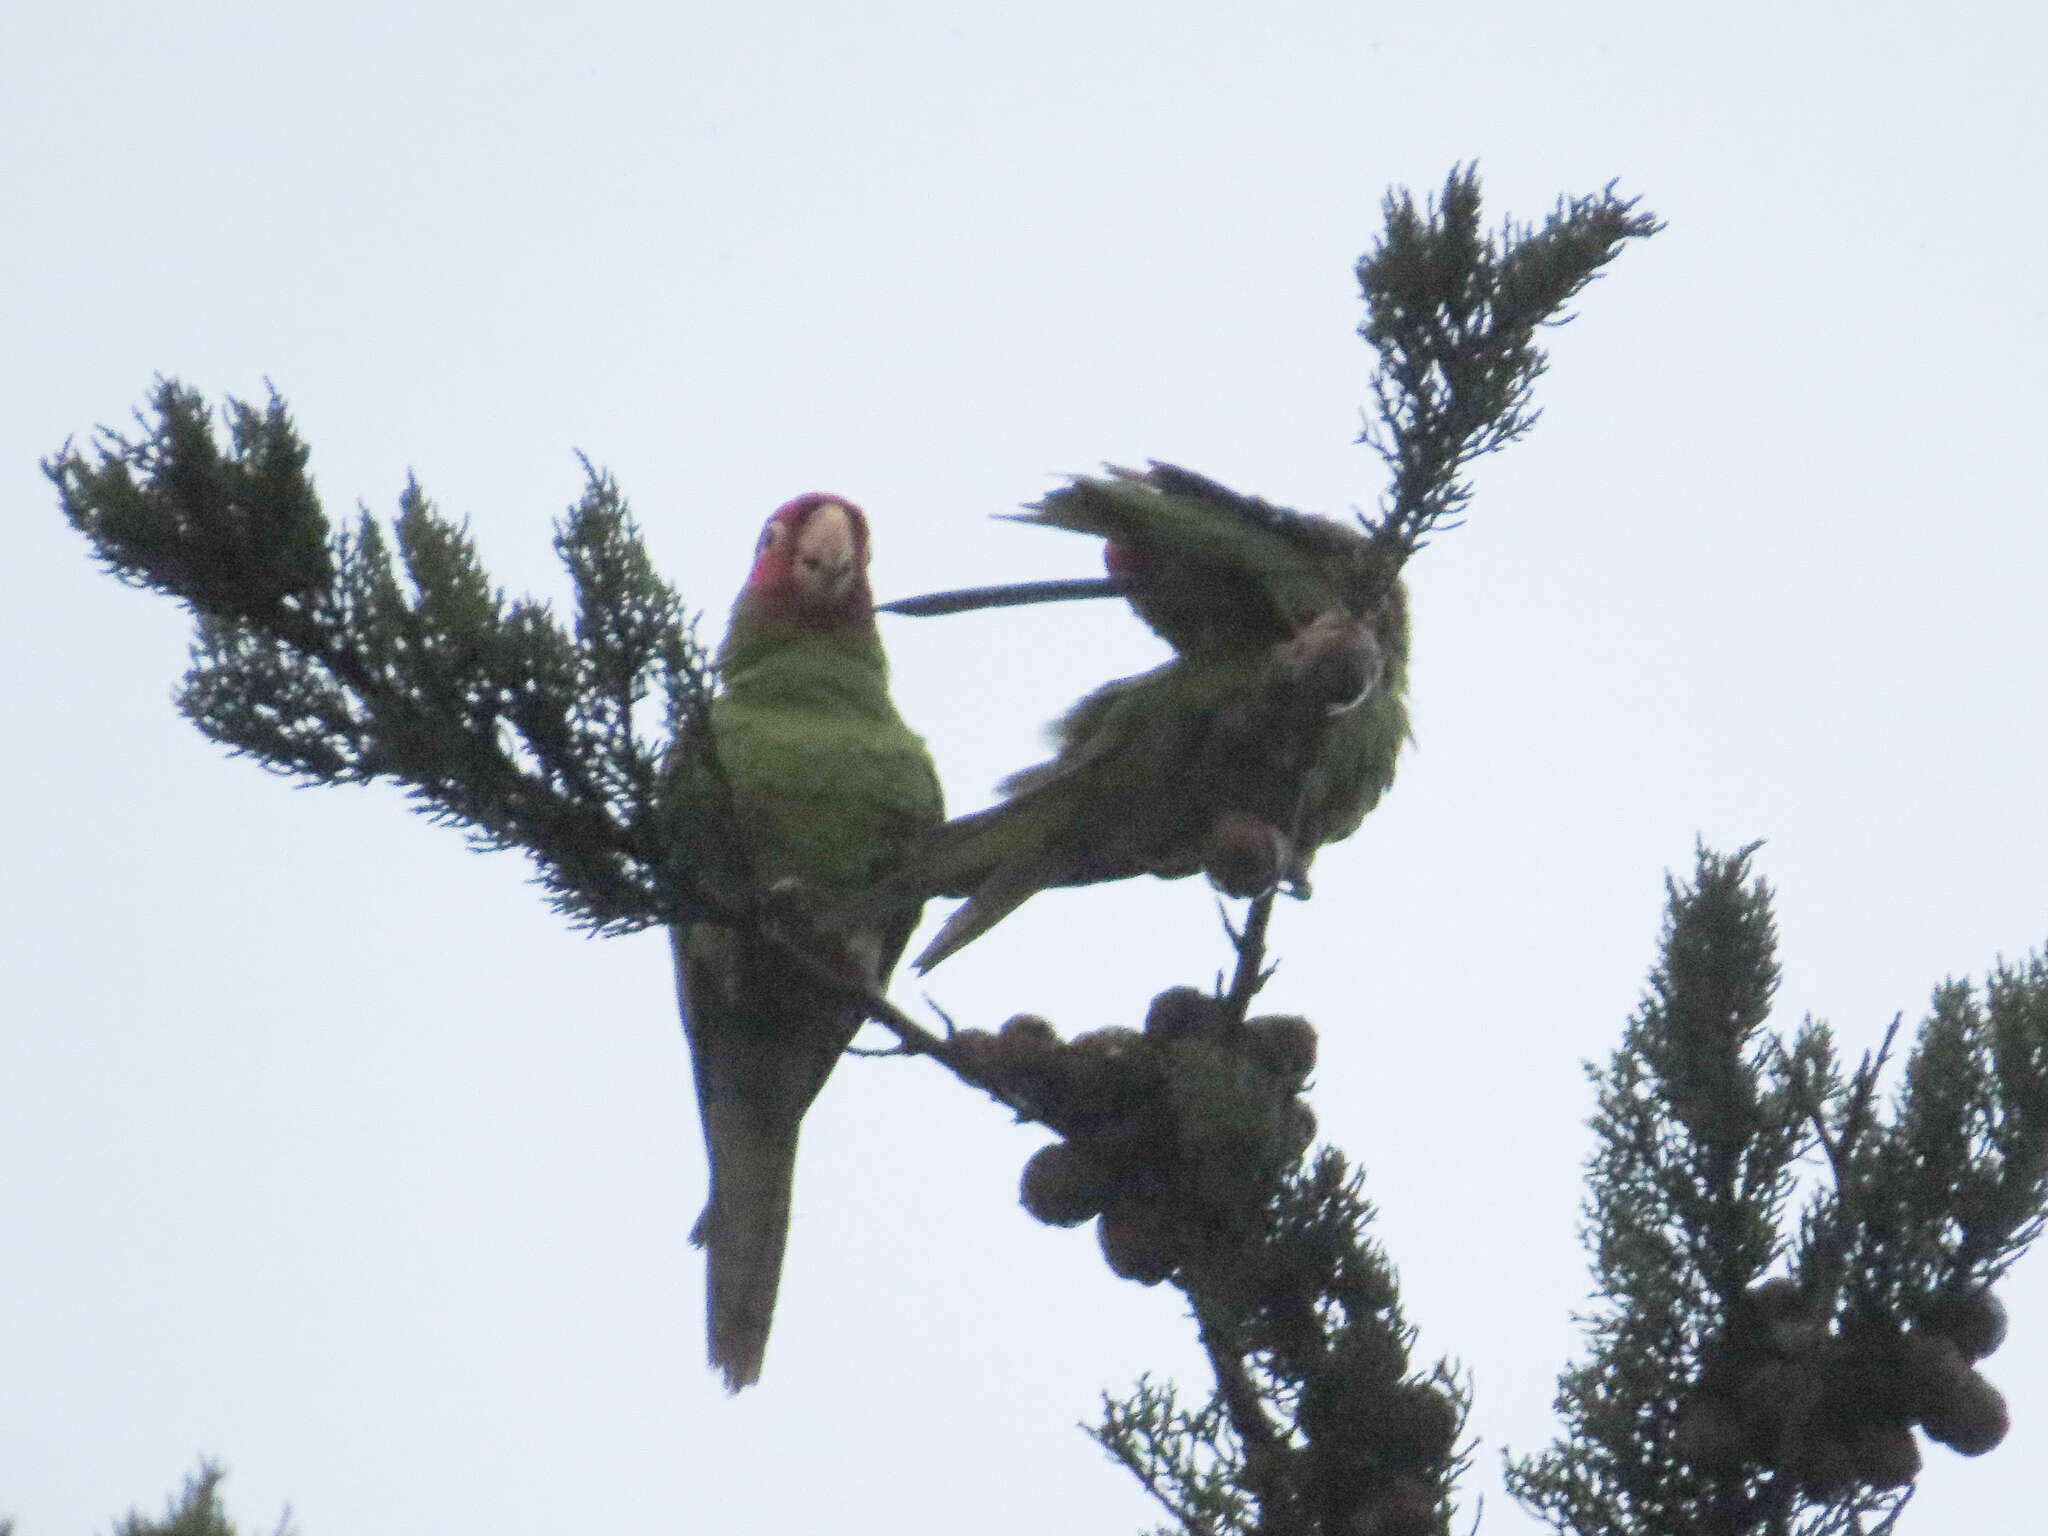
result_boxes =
[1356,166,1660,558]
[47,384,723,933]
[109,1461,294,1536]
[1089,1147,1470,1536]
[1508,846,2048,1536]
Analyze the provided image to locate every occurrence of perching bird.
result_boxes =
[673,493,942,1390]
[857,463,1409,972]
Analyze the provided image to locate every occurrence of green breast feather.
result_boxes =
[712,631,943,897]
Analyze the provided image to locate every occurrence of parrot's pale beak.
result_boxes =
[793,501,861,604]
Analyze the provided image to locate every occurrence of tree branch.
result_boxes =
[1220,893,1278,1026]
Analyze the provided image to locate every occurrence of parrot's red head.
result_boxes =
[742,493,874,626]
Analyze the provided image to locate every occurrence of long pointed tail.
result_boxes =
[911,844,1071,971]
[691,1104,799,1392]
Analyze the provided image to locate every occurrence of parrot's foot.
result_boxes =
[1203,812,1293,900]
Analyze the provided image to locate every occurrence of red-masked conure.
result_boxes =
[860,464,1408,972]
[673,493,943,1390]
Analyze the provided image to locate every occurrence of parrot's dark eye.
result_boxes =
[758,521,787,554]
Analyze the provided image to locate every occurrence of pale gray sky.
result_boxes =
[3,3,2043,1532]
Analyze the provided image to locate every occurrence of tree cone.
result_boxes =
[1099,1201,1177,1285]
[1144,986,1227,1044]
[1244,1014,1319,1087]
[1020,1140,1108,1228]
[1920,1371,2010,1457]
[1920,1286,2008,1362]
[1847,1420,1921,1490]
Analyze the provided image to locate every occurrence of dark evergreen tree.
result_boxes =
[109,1461,292,1536]
[50,167,2047,1535]
[1506,848,2048,1536]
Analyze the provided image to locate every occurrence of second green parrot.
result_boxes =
[862,463,1410,971]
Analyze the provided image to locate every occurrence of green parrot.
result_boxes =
[859,463,1408,972]
[673,492,943,1391]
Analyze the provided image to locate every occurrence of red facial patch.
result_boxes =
[746,493,870,595]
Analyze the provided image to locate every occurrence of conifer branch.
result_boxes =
[1509,846,2048,1536]
[1355,167,1661,565]
[47,382,711,935]
[1221,893,1278,1027]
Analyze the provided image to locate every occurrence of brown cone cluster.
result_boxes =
[949,987,1319,1286]
[962,995,1462,1533]
[1676,1279,2010,1498]
[1296,1332,1458,1536]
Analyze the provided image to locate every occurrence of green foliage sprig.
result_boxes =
[1507,846,2048,1536]
[1089,1148,1470,1536]
[1356,166,1660,557]
[108,1460,292,1536]
[47,384,720,934]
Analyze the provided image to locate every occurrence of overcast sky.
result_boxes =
[3,3,2044,1532]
